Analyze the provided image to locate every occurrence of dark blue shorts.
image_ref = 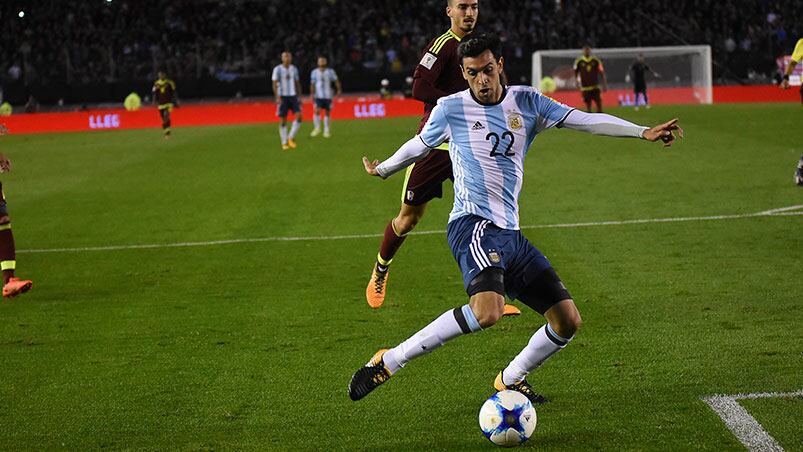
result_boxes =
[277,96,301,117]
[447,214,553,301]
[314,98,332,110]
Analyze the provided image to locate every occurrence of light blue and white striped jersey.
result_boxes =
[310,67,339,99]
[271,64,300,96]
[419,85,573,230]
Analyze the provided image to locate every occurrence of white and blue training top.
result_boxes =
[310,67,339,99]
[375,85,649,230]
[272,64,300,97]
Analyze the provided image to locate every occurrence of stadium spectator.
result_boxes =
[0,0,801,100]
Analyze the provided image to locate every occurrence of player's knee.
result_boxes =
[473,295,505,328]
[394,212,423,234]
[552,304,582,338]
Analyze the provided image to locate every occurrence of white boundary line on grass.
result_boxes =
[17,205,803,254]
[702,389,803,452]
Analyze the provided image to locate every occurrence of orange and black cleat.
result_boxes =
[3,277,32,298]
[348,349,392,401]
[503,304,521,316]
[366,265,388,308]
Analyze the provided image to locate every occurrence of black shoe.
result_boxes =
[349,349,392,401]
[795,156,803,186]
[494,371,550,404]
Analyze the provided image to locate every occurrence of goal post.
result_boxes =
[532,45,712,104]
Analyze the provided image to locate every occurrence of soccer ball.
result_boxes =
[478,390,537,447]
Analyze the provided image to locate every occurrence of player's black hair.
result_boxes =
[457,32,501,61]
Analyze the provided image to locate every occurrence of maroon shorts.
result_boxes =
[581,88,601,105]
[401,149,453,205]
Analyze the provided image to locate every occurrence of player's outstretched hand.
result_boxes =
[0,124,8,135]
[643,118,683,147]
[362,156,380,176]
[780,79,791,90]
[0,154,11,173]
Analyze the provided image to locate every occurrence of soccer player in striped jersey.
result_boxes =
[272,51,303,151]
[309,56,342,138]
[349,33,682,403]
[0,124,33,298]
[365,0,526,315]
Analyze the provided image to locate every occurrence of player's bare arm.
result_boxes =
[0,124,7,135]
[642,118,683,146]
[335,79,342,97]
[273,80,280,103]
[362,157,380,176]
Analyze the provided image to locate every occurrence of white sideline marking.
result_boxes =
[702,389,803,452]
[17,205,803,254]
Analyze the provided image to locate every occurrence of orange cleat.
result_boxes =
[287,139,297,149]
[503,304,521,316]
[366,266,388,309]
[3,277,32,298]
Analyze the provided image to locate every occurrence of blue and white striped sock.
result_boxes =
[383,304,481,374]
[502,323,573,386]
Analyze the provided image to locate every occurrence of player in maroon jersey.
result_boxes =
[0,124,33,298]
[365,0,520,316]
[152,71,178,139]
[573,46,607,113]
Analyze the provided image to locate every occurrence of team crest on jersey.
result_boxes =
[488,251,501,263]
[507,112,523,131]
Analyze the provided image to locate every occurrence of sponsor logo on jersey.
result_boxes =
[507,112,523,131]
[419,52,437,70]
[471,121,485,131]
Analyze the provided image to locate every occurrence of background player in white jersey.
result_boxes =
[271,51,303,150]
[349,33,683,403]
[309,56,342,138]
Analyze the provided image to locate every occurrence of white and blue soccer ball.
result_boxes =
[478,390,537,447]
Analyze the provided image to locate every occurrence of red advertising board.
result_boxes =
[0,85,798,136]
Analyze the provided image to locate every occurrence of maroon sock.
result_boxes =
[377,219,406,268]
[0,226,16,284]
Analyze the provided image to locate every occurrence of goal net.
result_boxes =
[532,46,712,105]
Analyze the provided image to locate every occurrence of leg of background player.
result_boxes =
[366,202,426,308]
[279,117,289,150]
[0,214,32,298]
[323,110,331,138]
[288,114,301,149]
[160,109,171,138]
[595,92,603,113]
[311,106,321,137]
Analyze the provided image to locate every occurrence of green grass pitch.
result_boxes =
[0,103,801,450]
